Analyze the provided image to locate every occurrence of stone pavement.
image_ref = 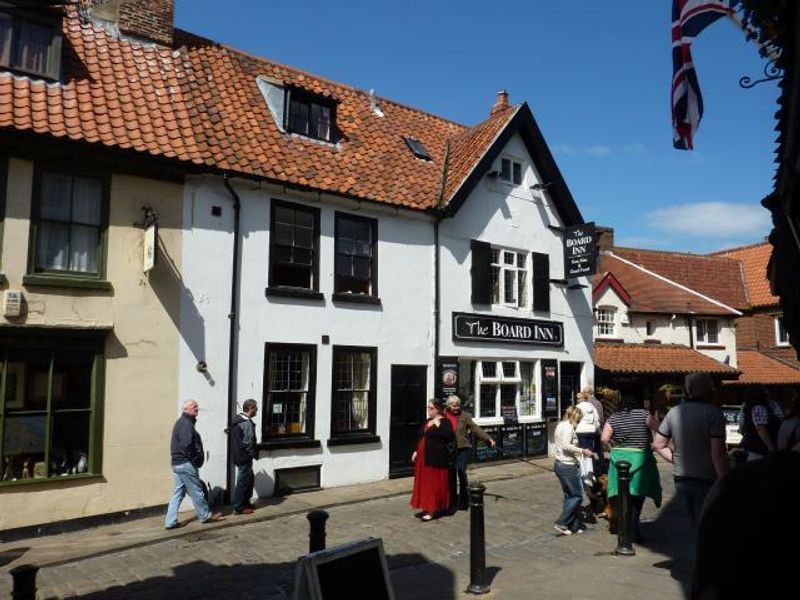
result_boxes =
[0,458,694,599]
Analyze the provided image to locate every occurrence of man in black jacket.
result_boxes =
[165,399,222,529]
[230,399,259,514]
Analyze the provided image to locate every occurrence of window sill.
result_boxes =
[0,473,102,488]
[596,337,624,343]
[23,274,113,291]
[260,438,322,451]
[696,344,725,350]
[265,287,324,301]
[331,293,382,306]
[328,434,382,447]
[643,339,662,344]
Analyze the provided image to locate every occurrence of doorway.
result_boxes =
[560,362,583,417]
[389,365,428,478]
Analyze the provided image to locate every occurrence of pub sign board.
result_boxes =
[563,222,596,278]
[452,312,564,347]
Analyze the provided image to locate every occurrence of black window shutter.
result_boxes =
[532,252,550,312]
[470,240,492,304]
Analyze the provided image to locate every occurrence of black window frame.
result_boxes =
[0,330,106,488]
[261,343,319,448]
[334,212,378,298]
[283,88,337,143]
[26,165,110,285]
[0,5,62,81]
[329,345,378,444]
[500,157,523,185]
[268,199,321,294]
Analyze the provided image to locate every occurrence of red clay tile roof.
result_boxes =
[0,7,202,164]
[722,349,800,385]
[613,247,748,311]
[594,253,740,316]
[712,242,777,308]
[442,106,517,201]
[594,343,738,375]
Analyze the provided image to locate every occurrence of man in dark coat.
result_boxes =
[230,399,259,514]
[445,395,496,511]
[165,399,222,529]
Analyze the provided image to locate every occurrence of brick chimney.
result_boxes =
[596,226,615,252]
[89,0,174,46]
[490,89,510,116]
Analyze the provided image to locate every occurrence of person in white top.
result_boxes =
[575,391,601,484]
[553,405,595,535]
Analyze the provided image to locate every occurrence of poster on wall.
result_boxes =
[524,422,548,457]
[437,357,459,401]
[542,360,559,419]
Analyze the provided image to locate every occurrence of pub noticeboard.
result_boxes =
[452,312,563,347]
[524,422,548,457]
[473,425,501,463]
[541,359,559,419]
[563,222,596,278]
[501,425,524,459]
[437,356,459,401]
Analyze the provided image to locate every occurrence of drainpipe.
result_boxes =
[434,218,441,366]
[223,173,242,504]
[688,314,695,349]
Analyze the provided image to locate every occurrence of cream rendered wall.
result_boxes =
[439,133,595,426]
[593,288,736,367]
[179,177,436,498]
[1,159,183,530]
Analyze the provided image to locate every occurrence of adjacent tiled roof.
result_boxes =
[0,6,202,163]
[712,242,778,308]
[442,106,517,201]
[593,253,740,316]
[722,350,800,385]
[594,343,738,375]
[3,5,564,214]
[613,247,749,311]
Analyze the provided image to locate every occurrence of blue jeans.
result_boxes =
[674,476,713,531]
[233,461,254,512]
[165,462,211,527]
[554,461,584,532]
[450,448,471,510]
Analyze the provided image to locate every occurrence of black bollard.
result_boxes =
[467,482,490,595]
[10,564,39,600]
[615,460,635,556]
[307,509,329,553]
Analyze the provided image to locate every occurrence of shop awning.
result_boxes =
[722,350,800,386]
[594,343,738,376]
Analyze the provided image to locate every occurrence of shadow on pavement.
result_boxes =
[0,548,29,568]
[49,552,455,600]
[637,494,694,598]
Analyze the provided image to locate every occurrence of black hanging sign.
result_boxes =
[563,222,597,278]
[452,312,563,346]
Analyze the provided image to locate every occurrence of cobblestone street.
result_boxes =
[0,460,693,599]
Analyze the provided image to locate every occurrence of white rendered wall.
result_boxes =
[593,288,737,367]
[180,176,436,497]
[439,133,595,423]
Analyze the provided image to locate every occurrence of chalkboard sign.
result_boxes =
[501,425,524,459]
[293,538,395,600]
[524,422,548,457]
[473,426,501,462]
[501,404,518,424]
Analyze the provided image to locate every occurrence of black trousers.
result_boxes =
[449,448,471,510]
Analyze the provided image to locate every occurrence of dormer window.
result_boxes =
[500,158,523,185]
[0,7,62,80]
[285,89,335,142]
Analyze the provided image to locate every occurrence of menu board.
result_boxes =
[501,404,519,424]
[473,426,501,462]
[541,360,559,419]
[524,422,548,457]
[501,425,524,459]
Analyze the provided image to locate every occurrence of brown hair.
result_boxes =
[428,398,446,415]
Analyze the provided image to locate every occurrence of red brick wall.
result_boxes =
[735,309,786,350]
[118,0,174,46]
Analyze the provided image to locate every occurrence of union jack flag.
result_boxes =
[672,0,739,150]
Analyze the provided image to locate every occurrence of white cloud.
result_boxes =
[554,143,576,156]
[586,145,612,157]
[622,143,647,155]
[646,202,771,238]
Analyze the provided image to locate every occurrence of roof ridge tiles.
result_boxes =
[708,240,771,256]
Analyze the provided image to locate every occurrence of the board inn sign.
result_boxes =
[452,312,564,346]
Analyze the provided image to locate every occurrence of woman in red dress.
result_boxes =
[410,399,455,521]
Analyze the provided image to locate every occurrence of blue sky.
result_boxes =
[176,1,779,253]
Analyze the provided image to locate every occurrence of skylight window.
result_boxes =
[404,137,431,161]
